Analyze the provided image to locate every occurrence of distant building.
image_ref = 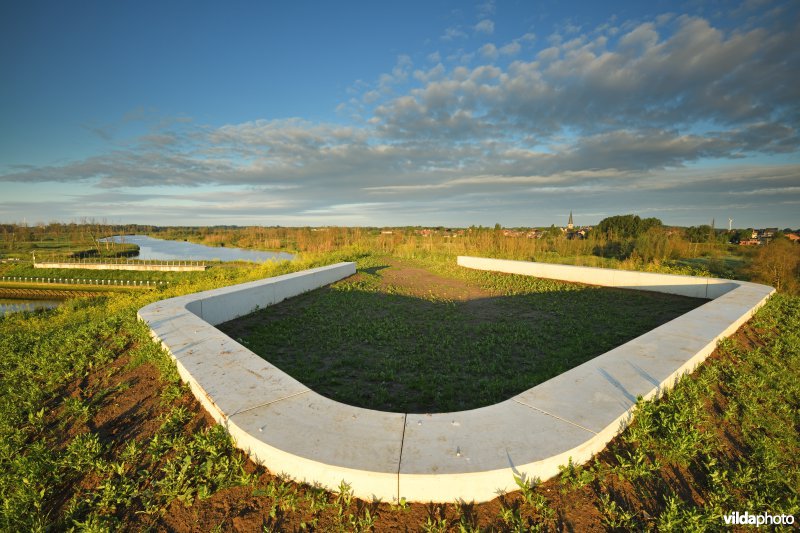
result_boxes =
[567,211,574,230]
[750,227,780,244]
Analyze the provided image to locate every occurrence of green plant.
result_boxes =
[558,458,596,490]
[598,493,638,530]
[612,447,660,482]
[497,502,526,532]
[64,432,106,472]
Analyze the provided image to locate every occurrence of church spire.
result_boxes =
[567,210,574,230]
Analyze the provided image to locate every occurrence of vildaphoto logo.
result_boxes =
[723,511,795,527]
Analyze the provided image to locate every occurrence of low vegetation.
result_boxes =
[220,254,703,412]
[0,222,798,530]
[0,221,137,261]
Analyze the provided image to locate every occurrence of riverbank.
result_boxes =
[0,287,105,299]
[102,235,294,262]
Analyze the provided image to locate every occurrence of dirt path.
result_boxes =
[374,258,496,301]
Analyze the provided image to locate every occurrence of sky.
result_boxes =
[1,0,798,229]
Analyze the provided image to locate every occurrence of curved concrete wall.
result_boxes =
[138,258,774,504]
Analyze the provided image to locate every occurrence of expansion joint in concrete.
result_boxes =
[397,413,407,500]
[512,399,597,435]
[231,389,311,417]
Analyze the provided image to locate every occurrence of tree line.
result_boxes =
[2,217,798,293]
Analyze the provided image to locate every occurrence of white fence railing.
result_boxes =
[39,259,204,267]
[1,276,168,287]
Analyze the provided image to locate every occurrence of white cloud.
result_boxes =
[479,43,499,59]
[413,63,446,83]
[477,0,496,17]
[3,7,799,227]
[499,41,521,56]
[441,27,467,41]
[475,19,494,35]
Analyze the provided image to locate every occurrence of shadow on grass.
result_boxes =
[218,281,704,414]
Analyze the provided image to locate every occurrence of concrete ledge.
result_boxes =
[139,258,774,503]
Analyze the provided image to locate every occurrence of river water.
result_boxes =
[102,235,295,262]
[0,298,62,317]
[2,235,294,316]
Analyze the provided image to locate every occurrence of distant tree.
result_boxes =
[596,215,662,239]
[729,228,751,243]
[545,224,562,238]
[748,238,800,293]
[685,225,725,243]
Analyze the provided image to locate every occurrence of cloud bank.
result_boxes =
[2,4,799,227]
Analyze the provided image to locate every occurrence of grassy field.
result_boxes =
[0,262,207,306]
[0,248,797,531]
[0,263,199,283]
[220,255,704,413]
[0,238,139,261]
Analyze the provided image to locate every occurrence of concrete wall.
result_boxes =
[139,258,774,504]
[456,255,737,299]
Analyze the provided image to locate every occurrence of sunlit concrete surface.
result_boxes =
[139,258,774,503]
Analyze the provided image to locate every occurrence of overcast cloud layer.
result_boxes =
[2,1,799,228]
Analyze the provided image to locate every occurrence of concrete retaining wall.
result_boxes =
[456,256,739,299]
[139,258,774,504]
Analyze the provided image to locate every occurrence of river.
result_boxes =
[0,298,62,317]
[102,235,295,262]
[2,235,293,316]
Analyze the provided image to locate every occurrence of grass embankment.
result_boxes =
[1,264,199,283]
[0,255,309,531]
[220,255,703,413]
[0,263,200,301]
[0,238,139,262]
[1,249,797,530]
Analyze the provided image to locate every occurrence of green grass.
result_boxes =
[675,254,748,279]
[0,238,139,261]
[220,255,704,412]
[0,247,796,530]
[0,263,202,284]
[582,293,800,529]
[0,257,308,530]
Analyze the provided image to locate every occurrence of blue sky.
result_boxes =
[1,0,798,228]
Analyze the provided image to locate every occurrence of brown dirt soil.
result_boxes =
[374,259,542,326]
[42,344,215,526]
[375,259,497,301]
[43,260,772,531]
[221,258,520,339]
